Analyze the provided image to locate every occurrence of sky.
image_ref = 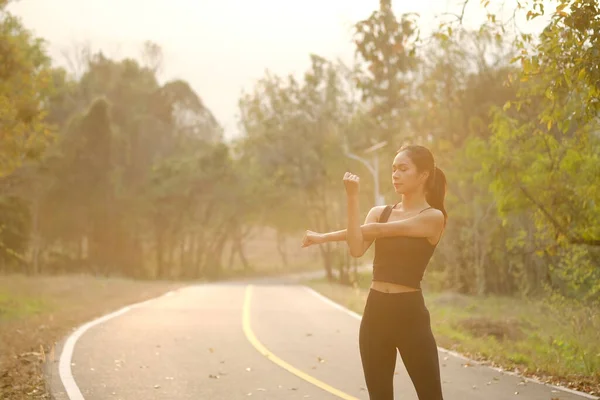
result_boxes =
[8,0,552,140]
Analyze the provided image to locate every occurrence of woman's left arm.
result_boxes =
[361,209,445,240]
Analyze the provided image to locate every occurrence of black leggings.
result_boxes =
[359,289,444,400]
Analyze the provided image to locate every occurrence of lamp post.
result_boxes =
[343,140,387,206]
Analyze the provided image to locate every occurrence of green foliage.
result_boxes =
[479,0,600,300]
[0,291,49,321]
[549,245,600,302]
[0,196,29,268]
[0,6,54,177]
[0,35,231,278]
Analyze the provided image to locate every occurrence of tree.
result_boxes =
[408,27,519,295]
[0,195,29,270]
[0,4,54,178]
[238,55,358,281]
[352,0,419,147]
[482,0,600,299]
[9,46,228,278]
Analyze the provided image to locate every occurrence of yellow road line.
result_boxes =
[242,285,360,400]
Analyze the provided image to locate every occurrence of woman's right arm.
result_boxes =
[301,206,384,257]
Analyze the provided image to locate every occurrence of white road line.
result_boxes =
[58,290,178,400]
[302,286,599,400]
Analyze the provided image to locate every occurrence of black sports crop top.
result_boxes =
[371,204,438,289]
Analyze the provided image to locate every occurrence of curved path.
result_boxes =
[46,278,598,400]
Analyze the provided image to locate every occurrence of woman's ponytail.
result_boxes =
[426,166,447,223]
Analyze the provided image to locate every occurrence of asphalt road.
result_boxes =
[46,278,598,400]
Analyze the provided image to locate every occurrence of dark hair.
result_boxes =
[397,144,448,223]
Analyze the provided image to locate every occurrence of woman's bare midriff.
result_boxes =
[370,280,420,293]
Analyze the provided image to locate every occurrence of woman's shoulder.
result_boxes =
[371,204,391,214]
[371,204,394,222]
[365,205,390,223]
[420,206,444,218]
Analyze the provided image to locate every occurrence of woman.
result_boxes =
[301,144,446,399]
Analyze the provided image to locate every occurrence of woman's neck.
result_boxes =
[399,191,429,212]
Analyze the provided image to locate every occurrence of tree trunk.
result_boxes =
[318,243,335,281]
[474,206,486,296]
[275,228,288,268]
[189,233,198,268]
[194,234,206,278]
[155,220,165,279]
[204,228,230,279]
[235,233,250,271]
[29,197,41,275]
[227,239,236,270]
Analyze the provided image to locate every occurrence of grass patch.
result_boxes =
[307,272,600,397]
[0,292,51,321]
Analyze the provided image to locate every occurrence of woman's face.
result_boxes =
[391,151,429,194]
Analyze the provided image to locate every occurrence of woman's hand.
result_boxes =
[343,172,360,197]
[301,230,326,248]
